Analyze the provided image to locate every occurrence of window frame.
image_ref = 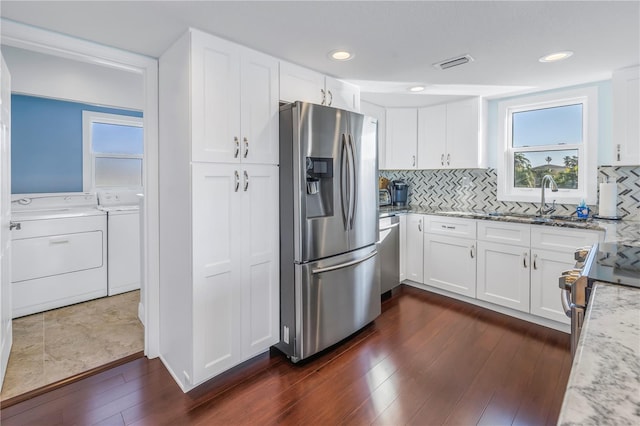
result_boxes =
[82,111,144,192]
[497,87,598,204]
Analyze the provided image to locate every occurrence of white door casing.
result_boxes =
[0,53,12,388]
[0,19,160,359]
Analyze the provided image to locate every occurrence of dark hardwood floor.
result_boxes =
[0,285,572,425]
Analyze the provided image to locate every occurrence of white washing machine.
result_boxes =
[11,193,107,318]
[98,190,141,296]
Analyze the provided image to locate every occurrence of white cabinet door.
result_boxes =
[192,163,243,382]
[477,241,530,313]
[416,98,484,170]
[191,32,241,163]
[418,104,446,169]
[446,98,481,169]
[385,108,417,170]
[405,214,424,283]
[424,234,476,297]
[279,61,325,105]
[361,101,386,169]
[325,76,360,112]
[612,66,640,165]
[530,248,572,325]
[399,214,406,282]
[240,164,279,358]
[240,50,279,165]
[0,55,11,388]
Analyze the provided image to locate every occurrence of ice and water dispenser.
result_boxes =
[305,157,334,218]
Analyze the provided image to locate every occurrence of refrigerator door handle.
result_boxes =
[340,134,349,230]
[348,134,357,229]
[312,250,377,274]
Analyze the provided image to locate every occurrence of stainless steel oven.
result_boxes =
[559,242,640,357]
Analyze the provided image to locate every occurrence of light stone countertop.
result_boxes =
[557,282,640,425]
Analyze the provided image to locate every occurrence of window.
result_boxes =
[497,87,598,204]
[82,111,143,191]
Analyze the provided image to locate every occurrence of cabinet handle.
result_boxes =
[533,253,538,270]
[442,225,456,230]
[412,155,416,167]
[617,144,621,162]
[244,170,249,192]
[234,170,240,192]
[470,244,475,259]
[243,137,249,158]
[321,89,326,105]
[446,153,450,166]
[234,137,240,158]
[418,219,422,232]
[523,252,528,268]
[9,221,20,231]
[441,154,444,166]
[327,90,333,106]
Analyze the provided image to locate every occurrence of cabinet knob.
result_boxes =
[9,221,21,231]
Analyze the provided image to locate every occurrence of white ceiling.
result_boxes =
[1,1,639,107]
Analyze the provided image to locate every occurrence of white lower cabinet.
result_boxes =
[423,216,477,297]
[399,214,407,282]
[477,240,531,313]
[191,163,279,384]
[424,234,476,297]
[405,214,424,283]
[529,248,573,324]
[529,226,602,324]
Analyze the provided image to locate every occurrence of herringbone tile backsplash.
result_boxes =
[380,166,640,221]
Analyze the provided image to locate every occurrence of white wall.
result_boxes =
[2,45,144,110]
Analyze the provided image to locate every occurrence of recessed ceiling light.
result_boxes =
[409,86,426,92]
[329,50,353,61]
[539,51,574,63]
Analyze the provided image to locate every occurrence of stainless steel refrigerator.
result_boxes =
[277,102,380,362]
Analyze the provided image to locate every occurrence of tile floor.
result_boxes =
[0,290,144,401]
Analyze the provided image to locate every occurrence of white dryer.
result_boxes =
[11,193,107,318]
[98,190,141,296]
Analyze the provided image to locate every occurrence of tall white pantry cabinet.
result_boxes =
[159,28,280,391]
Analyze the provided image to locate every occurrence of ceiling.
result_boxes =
[1,1,639,107]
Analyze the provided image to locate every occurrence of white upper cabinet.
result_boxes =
[279,61,360,112]
[360,101,386,169]
[612,66,640,166]
[418,98,485,169]
[191,30,279,164]
[385,108,418,170]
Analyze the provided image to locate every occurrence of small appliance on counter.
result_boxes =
[379,189,392,206]
[390,180,409,206]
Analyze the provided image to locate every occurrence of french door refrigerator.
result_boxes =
[277,101,380,362]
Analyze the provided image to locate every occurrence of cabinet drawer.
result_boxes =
[477,221,530,246]
[424,215,476,238]
[531,226,602,251]
[12,231,104,282]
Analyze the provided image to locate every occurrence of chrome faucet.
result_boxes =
[538,174,558,216]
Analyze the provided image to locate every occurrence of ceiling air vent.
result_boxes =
[433,54,474,70]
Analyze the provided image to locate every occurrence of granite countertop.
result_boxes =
[379,205,640,242]
[557,282,640,425]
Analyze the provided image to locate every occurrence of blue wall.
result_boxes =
[11,95,143,194]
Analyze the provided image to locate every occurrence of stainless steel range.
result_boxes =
[559,242,640,357]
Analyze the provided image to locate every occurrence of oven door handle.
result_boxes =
[560,289,571,317]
